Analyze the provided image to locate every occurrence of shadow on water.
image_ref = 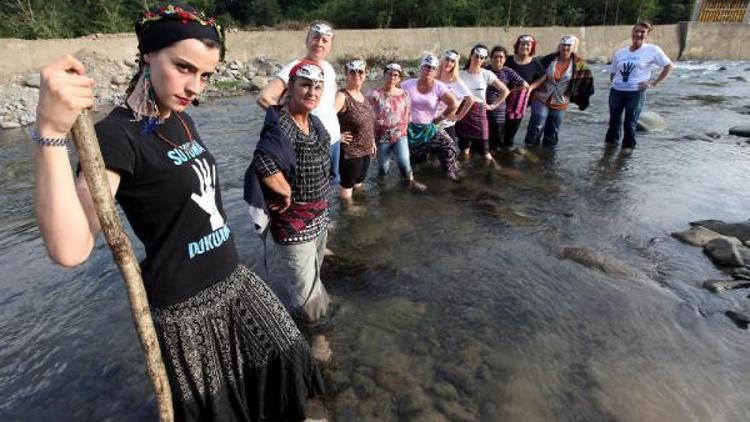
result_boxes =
[2,62,750,421]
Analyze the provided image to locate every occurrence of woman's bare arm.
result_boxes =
[33,55,120,266]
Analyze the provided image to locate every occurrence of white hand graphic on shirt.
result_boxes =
[190,158,225,231]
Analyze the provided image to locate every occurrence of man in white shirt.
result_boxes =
[606,21,675,149]
[258,21,342,182]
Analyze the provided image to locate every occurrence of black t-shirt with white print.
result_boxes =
[94,107,238,307]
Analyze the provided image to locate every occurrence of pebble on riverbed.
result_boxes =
[675,220,750,298]
[703,279,750,293]
[729,125,750,138]
[671,226,725,246]
[636,111,667,132]
[703,237,745,267]
[725,311,749,329]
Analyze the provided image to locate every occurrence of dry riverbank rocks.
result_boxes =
[0,50,420,130]
[0,52,288,129]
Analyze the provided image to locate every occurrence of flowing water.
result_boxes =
[1,62,750,421]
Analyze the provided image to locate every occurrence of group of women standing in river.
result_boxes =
[29,2,675,419]
[305,31,598,200]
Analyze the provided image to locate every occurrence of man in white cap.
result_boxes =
[606,21,674,149]
[258,21,342,183]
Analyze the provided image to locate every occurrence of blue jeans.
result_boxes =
[605,88,646,148]
[524,99,566,147]
[330,141,341,185]
[376,136,413,178]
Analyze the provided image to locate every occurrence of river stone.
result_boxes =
[729,125,750,137]
[436,400,477,422]
[732,266,750,280]
[330,388,358,419]
[436,363,478,395]
[690,220,750,242]
[637,111,666,132]
[671,226,725,246]
[703,237,744,267]
[111,75,130,85]
[674,132,720,142]
[725,311,749,329]
[326,369,350,396]
[429,381,458,400]
[253,58,280,77]
[24,73,41,88]
[249,76,270,91]
[351,372,376,398]
[410,410,450,422]
[703,279,750,292]
[1,120,22,129]
[739,247,750,264]
[396,386,431,416]
[560,246,637,277]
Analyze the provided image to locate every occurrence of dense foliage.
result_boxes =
[1,0,695,39]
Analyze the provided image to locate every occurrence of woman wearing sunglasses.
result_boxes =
[457,44,509,165]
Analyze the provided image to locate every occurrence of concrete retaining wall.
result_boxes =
[227,24,682,64]
[681,22,750,60]
[0,22,747,76]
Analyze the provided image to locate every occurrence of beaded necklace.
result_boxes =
[153,112,194,149]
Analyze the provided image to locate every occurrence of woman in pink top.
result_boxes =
[401,54,461,181]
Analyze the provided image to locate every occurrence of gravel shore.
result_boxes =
[0,48,422,130]
[0,49,286,130]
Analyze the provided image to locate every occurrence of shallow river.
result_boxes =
[1,62,750,421]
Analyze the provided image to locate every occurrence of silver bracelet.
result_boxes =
[31,129,71,148]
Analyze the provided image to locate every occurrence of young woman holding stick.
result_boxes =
[32,4,323,421]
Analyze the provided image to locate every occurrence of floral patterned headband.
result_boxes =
[136,3,225,60]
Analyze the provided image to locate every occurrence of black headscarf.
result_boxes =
[135,3,225,60]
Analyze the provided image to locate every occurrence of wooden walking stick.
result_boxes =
[70,111,174,422]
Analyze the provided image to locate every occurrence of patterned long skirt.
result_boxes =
[408,124,459,175]
[151,264,324,421]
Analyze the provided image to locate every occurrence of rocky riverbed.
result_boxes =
[0,49,283,129]
[0,49,420,130]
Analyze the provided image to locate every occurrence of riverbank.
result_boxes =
[2,22,749,129]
